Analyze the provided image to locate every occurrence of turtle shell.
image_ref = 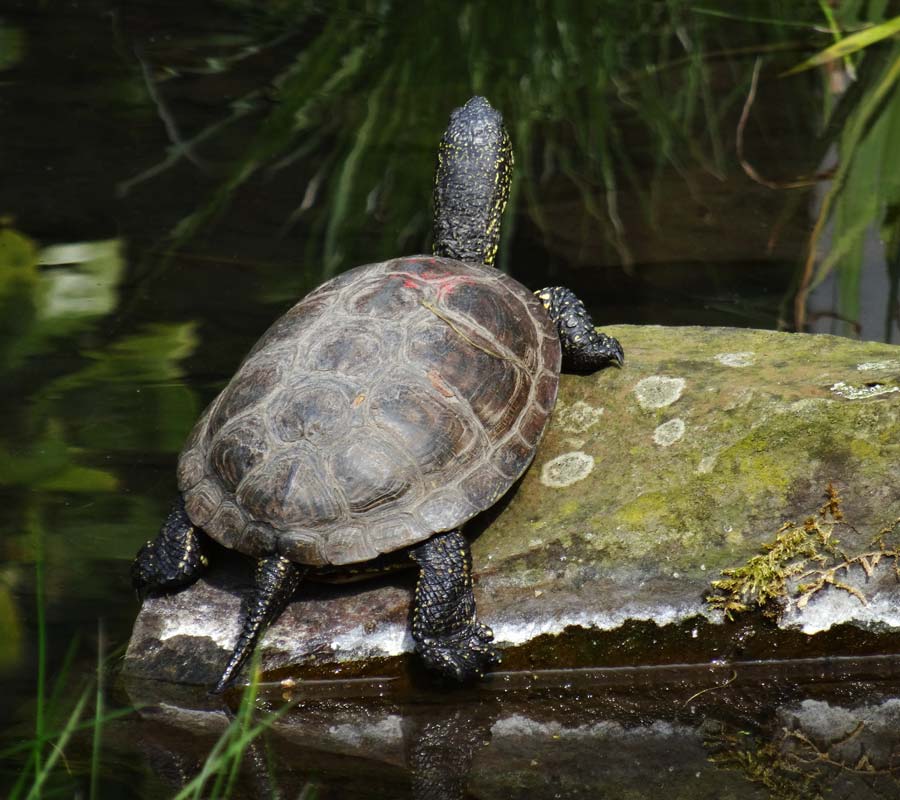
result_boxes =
[177,255,560,566]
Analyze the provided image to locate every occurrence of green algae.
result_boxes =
[475,324,900,611]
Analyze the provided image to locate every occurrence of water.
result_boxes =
[1,1,899,797]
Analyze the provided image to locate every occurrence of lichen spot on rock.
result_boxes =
[715,351,755,368]
[830,380,900,400]
[634,376,686,410]
[540,451,595,488]
[556,400,604,433]
[856,359,900,372]
[697,454,717,474]
[653,418,685,447]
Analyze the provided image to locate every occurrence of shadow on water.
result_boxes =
[2,0,900,797]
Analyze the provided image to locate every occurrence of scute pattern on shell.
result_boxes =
[178,256,561,566]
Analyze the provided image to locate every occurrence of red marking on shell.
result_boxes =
[397,271,474,300]
[434,274,476,300]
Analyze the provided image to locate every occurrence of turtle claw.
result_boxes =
[417,624,501,681]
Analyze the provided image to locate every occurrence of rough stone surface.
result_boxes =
[124,325,900,685]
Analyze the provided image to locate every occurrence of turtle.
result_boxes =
[132,96,623,693]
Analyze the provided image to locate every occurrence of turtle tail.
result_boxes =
[213,554,304,694]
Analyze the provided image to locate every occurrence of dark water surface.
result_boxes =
[2,1,900,797]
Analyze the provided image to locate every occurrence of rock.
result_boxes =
[124,325,900,686]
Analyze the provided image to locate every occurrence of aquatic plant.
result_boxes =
[1,562,133,799]
[120,1,813,274]
[1,585,301,799]
[169,660,304,800]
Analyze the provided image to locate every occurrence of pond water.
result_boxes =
[2,1,900,797]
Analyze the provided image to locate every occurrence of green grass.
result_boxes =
[123,1,815,277]
[788,9,900,334]
[5,615,302,799]
[112,1,899,339]
[783,14,900,75]
[2,535,301,799]
[171,656,302,800]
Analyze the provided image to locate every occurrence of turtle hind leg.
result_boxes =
[213,554,305,694]
[409,530,499,681]
[536,286,624,372]
[132,497,209,595]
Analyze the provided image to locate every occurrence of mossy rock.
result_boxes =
[125,325,900,685]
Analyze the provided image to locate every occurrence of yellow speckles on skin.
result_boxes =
[432,98,511,267]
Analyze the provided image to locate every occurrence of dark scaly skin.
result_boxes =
[409,530,497,680]
[536,286,624,371]
[214,554,304,694]
[433,96,512,268]
[132,498,208,594]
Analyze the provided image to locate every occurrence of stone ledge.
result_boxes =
[124,325,900,685]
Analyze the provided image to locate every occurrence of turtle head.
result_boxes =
[432,96,513,268]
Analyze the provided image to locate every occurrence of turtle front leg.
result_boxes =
[536,286,624,372]
[132,497,209,595]
[214,554,305,694]
[409,530,498,681]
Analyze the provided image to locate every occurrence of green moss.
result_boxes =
[849,437,880,461]
[707,485,900,620]
[615,491,673,530]
[559,499,580,517]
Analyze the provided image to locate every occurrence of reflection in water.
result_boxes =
[119,661,900,800]
[708,700,900,798]
[405,705,495,800]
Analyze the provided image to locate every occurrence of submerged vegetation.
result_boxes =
[707,484,900,620]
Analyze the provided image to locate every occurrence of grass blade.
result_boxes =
[794,48,900,328]
[24,688,90,800]
[89,622,104,800]
[783,16,900,75]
